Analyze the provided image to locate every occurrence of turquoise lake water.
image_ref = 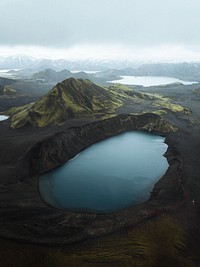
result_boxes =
[39,131,168,212]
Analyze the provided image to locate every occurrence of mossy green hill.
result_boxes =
[9,78,123,128]
[6,78,190,128]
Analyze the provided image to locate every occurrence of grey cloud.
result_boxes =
[0,0,200,47]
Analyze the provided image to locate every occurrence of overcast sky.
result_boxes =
[0,0,200,61]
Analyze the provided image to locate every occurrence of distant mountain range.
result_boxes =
[0,55,74,70]
[121,63,200,81]
[1,55,200,81]
[31,68,90,82]
[0,55,138,71]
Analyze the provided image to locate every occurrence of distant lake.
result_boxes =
[70,70,100,74]
[109,76,197,87]
[0,115,9,121]
[39,131,168,212]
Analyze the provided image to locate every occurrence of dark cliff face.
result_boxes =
[25,113,177,176]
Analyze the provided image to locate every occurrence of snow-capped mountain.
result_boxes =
[0,55,140,71]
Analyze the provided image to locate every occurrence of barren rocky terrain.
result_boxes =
[0,78,200,266]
